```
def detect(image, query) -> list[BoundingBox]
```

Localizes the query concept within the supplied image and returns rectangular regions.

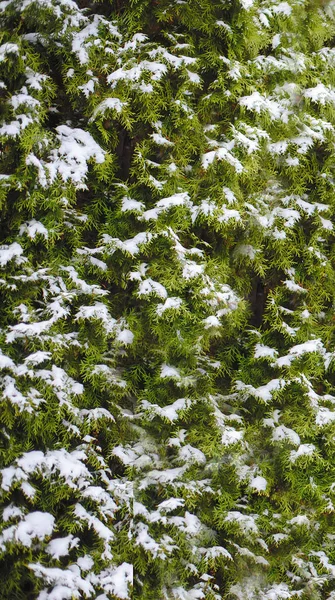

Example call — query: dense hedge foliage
[2,0,335,598]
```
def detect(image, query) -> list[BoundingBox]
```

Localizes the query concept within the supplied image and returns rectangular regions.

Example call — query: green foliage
[2,0,335,599]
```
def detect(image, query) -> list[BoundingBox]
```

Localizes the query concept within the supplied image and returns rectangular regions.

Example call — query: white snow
[289,443,315,462]
[272,34,281,49]
[275,338,325,368]
[225,511,258,534]
[148,47,196,70]
[283,279,307,293]
[0,114,34,138]
[240,91,291,122]
[0,512,54,550]
[230,580,292,600]
[75,302,115,331]
[160,364,181,379]
[1,376,35,412]
[202,145,243,173]
[134,522,165,558]
[222,187,236,204]
[249,476,267,492]
[29,562,95,599]
[289,515,310,527]
[202,546,232,561]
[2,504,24,522]
[21,482,36,499]
[272,533,288,543]
[203,315,221,329]
[156,297,183,316]
[74,503,114,558]
[157,498,185,512]
[107,61,168,87]
[304,83,335,105]
[315,407,335,427]
[116,329,134,345]
[10,88,40,112]
[62,265,106,297]
[103,231,153,255]
[139,466,186,488]
[121,197,144,213]
[179,444,206,465]
[79,78,99,99]
[77,555,94,571]
[233,244,258,259]
[170,511,203,535]
[27,126,105,189]
[141,398,191,422]
[182,261,204,280]
[93,563,133,599]
[46,535,80,559]
[137,278,168,298]
[221,427,244,446]
[254,344,278,360]
[170,587,205,600]
[236,378,284,403]
[90,97,127,120]
[272,425,300,446]
[186,70,201,84]
[50,125,105,183]
[151,132,174,146]
[6,448,92,491]
[141,192,191,221]
[272,2,292,15]
[320,216,333,230]
[0,350,15,370]
[0,242,24,267]
[0,43,19,62]
[80,407,115,423]
[286,156,299,166]
[300,309,310,320]
[70,14,120,64]
[19,219,49,239]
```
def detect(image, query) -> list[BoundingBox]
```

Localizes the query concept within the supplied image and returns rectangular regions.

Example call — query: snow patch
[290,444,315,462]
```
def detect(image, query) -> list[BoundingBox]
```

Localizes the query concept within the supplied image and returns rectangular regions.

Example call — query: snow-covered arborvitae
[2,0,335,599]
[0,2,133,599]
